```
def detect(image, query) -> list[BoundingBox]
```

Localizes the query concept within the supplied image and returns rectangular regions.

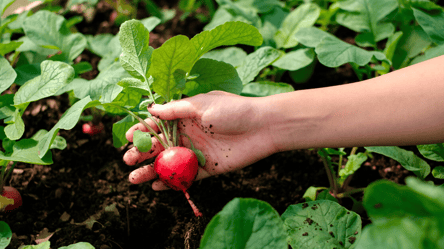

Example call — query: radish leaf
[282,200,362,249]
[183,58,242,96]
[365,146,430,179]
[133,130,152,153]
[23,11,87,62]
[37,96,96,158]
[200,198,287,249]
[274,3,320,49]
[14,60,75,106]
[236,46,281,85]
[0,56,16,94]
[119,19,154,81]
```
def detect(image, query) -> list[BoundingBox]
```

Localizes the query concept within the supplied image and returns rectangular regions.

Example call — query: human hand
[123,91,277,190]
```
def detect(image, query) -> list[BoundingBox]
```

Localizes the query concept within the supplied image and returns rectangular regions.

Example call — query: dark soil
[0,1,430,248]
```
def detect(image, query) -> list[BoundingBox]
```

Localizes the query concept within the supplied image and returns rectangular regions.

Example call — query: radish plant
[109,19,264,216]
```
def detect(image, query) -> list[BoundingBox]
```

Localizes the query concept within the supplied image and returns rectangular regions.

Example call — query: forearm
[262,55,444,152]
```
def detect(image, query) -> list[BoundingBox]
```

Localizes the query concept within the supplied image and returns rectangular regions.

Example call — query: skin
[123,55,444,190]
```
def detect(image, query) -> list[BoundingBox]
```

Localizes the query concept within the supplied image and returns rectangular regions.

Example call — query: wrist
[258,90,329,152]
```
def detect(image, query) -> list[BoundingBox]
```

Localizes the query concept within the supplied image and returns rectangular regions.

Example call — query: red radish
[82,122,104,135]
[154,147,198,192]
[1,186,22,212]
[154,147,202,217]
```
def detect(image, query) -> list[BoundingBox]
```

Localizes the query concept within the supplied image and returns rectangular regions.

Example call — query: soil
[0,1,439,249]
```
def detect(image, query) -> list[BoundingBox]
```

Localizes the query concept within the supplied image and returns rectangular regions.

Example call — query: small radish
[154,147,198,192]
[1,186,22,212]
[82,122,104,136]
[154,147,202,217]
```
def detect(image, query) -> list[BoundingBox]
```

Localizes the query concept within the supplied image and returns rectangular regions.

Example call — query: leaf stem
[105,104,169,149]
[319,149,338,196]
[336,187,365,198]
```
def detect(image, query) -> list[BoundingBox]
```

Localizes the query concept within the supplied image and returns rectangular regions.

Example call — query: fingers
[123,135,165,166]
[148,100,198,120]
[152,180,169,191]
[129,164,156,184]
[126,118,160,142]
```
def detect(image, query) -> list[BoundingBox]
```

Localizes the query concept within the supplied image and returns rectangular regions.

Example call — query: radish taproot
[1,186,22,212]
[154,147,202,217]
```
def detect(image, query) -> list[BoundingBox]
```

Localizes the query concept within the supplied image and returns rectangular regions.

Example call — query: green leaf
[103,89,142,114]
[295,27,335,47]
[417,143,444,162]
[336,0,398,47]
[236,46,281,84]
[0,137,53,165]
[117,77,151,95]
[73,62,93,75]
[21,241,51,249]
[0,56,16,93]
[149,35,196,101]
[363,177,444,220]
[112,115,138,148]
[432,166,444,179]
[365,146,430,179]
[281,200,362,249]
[211,0,261,28]
[0,94,14,120]
[272,48,315,71]
[14,60,75,106]
[296,27,389,67]
[356,177,444,248]
[413,7,444,45]
[183,58,243,96]
[38,96,95,158]
[4,108,24,140]
[377,31,403,74]
[59,242,95,249]
[316,36,388,67]
[31,129,67,150]
[339,152,368,182]
[410,44,444,65]
[241,81,294,97]
[86,34,114,57]
[191,21,263,63]
[235,0,283,14]
[202,7,234,31]
[119,19,154,81]
[140,16,162,31]
[63,62,128,101]
[14,63,41,86]
[392,25,432,69]
[23,10,87,61]
[356,217,444,249]
[302,186,327,202]
[0,41,22,56]
[274,3,320,49]
[201,47,247,68]
[200,198,287,249]
[0,221,11,249]
[133,130,152,152]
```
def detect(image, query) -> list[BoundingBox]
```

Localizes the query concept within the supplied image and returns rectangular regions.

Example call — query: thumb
[148,100,197,120]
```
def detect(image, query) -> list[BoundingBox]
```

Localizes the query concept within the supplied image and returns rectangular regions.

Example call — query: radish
[82,122,104,135]
[1,186,22,212]
[154,147,202,217]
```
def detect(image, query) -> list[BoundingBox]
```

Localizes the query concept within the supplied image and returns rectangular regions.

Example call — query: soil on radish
[0,0,435,248]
